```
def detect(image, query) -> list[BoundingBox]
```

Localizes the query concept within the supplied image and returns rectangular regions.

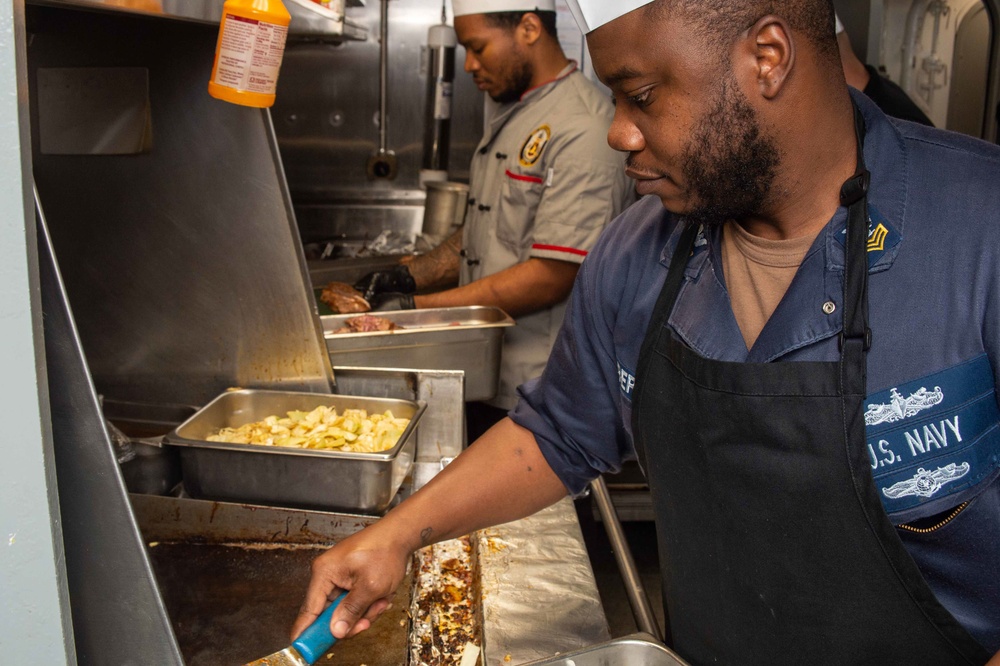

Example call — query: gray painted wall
[0,0,74,663]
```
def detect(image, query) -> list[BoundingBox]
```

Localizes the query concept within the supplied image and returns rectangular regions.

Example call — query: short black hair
[484,10,559,39]
[646,0,838,61]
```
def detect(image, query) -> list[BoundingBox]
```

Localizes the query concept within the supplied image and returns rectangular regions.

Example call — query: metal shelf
[285,0,368,41]
[27,0,368,41]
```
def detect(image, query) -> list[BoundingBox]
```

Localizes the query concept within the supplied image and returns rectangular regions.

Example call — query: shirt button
[822,301,837,315]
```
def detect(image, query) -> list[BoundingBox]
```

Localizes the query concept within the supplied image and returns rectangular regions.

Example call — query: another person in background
[836,13,934,125]
[355,0,634,441]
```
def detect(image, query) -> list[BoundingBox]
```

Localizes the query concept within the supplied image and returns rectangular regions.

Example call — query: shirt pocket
[496,169,545,250]
[894,478,1000,649]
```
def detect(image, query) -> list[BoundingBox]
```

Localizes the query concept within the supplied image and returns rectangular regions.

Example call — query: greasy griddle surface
[148,542,410,665]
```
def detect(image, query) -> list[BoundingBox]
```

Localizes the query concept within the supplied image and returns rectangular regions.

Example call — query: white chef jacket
[459,63,634,409]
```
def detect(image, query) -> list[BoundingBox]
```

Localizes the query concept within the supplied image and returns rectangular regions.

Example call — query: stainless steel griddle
[134,495,412,666]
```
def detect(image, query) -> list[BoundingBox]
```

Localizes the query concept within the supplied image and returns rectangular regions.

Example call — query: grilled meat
[320,282,370,314]
[334,314,399,334]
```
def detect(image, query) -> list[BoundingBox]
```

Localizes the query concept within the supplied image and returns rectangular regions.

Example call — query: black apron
[630,108,990,665]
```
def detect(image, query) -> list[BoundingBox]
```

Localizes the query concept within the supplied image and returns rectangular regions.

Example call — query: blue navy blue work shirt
[511,91,1000,651]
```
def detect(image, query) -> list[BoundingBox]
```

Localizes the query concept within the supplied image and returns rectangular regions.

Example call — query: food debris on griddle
[409,535,481,666]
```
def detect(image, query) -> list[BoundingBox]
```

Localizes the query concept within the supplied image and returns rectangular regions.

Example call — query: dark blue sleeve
[510,211,648,496]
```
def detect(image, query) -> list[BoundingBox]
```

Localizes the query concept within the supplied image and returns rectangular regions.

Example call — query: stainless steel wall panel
[272,0,483,204]
[39,202,184,666]
[29,5,334,408]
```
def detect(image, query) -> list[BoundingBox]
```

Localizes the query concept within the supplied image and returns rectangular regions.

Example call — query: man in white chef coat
[356,0,634,438]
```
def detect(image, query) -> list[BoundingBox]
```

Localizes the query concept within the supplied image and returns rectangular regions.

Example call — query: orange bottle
[208,0,292,108]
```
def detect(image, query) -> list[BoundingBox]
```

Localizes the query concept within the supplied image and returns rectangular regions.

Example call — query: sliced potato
[206,405,410,453]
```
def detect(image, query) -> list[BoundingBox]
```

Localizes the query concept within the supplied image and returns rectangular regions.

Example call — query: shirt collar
[483,62,579,144]
[520,61,578,102]
[827,89,908,274]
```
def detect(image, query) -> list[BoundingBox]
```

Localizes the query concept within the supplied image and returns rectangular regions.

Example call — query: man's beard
[491,59,534,104]
[679,76,780,229]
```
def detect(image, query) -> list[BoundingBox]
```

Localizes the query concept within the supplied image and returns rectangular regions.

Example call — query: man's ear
[741,15,795,100]
[519,11,544,47]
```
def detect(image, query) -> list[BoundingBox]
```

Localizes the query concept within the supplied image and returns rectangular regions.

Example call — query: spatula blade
[242,591,348,666]
[244,646,308,666]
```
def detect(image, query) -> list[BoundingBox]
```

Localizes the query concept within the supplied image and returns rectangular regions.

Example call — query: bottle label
[434,80,453,120]
[213,13,288,95]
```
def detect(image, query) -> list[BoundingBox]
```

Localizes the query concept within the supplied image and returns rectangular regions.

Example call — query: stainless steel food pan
[522,633,690,666]
[164,389,425,514]
[322,306,514,402]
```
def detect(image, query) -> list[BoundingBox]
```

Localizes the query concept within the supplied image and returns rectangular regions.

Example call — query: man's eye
[628,90,652,106]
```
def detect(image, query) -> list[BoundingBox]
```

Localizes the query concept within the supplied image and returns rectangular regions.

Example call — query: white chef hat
[562,0,654,33]
[452,0,556,17]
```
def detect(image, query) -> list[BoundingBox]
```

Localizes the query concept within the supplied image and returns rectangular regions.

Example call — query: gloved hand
[354,265,416,302]
[370,292,416,311]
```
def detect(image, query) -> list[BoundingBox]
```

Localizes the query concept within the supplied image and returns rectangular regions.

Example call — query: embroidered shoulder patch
[835,204,901,268]
[520,125,551,167]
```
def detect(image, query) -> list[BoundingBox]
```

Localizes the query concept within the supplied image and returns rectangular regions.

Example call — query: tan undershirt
[721,221,819,350]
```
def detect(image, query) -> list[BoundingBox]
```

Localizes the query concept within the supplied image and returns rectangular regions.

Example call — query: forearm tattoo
[408,230,463,289]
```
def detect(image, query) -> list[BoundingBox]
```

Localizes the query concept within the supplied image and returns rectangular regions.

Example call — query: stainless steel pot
[103,399,196,496]
[422,181,469,236]
[120,438,182,496]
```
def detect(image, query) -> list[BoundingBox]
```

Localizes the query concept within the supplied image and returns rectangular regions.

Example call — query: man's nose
[608,108,644,153]
[464,51,479,73]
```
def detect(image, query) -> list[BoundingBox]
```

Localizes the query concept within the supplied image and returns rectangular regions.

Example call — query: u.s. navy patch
[835,203,901,268]
[865,354,1000,515]
[520,125,551,167]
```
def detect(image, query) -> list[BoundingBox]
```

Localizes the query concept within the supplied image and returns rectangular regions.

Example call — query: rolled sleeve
[510,241,634,494]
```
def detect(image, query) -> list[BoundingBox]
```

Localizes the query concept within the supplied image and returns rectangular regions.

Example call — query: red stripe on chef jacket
[532,244,588,257]
[505,169,544,184]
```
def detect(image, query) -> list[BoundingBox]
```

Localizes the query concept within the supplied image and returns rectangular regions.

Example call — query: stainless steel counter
[132,490,608,665]
[475,497,610,664]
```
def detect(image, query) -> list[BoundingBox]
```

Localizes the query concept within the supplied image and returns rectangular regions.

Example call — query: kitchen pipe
[367,0,398,179]
[420,0,457,184]
[901,0,935,92]
[918,1,949,106]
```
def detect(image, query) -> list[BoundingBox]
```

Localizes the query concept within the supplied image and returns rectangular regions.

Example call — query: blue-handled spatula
[243,591,348,666]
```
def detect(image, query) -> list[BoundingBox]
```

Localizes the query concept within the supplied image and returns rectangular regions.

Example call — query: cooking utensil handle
[291,591,348,664]
[589,476,664,642]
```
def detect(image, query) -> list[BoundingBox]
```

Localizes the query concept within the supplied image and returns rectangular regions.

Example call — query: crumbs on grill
[409,535,481,665]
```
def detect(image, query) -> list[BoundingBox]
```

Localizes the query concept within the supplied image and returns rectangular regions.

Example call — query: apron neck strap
[636,223,700,369]
[839,101,872,353]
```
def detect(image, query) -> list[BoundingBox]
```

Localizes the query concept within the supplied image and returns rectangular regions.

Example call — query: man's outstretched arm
[290,417,570,641]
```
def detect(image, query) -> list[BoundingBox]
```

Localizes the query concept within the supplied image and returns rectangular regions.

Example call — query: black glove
[354,265,416,302]
[370,292,416,312]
